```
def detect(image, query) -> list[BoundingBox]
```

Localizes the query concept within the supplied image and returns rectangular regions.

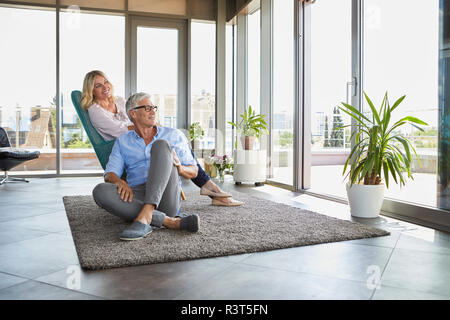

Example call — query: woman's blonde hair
[81,70,115,110]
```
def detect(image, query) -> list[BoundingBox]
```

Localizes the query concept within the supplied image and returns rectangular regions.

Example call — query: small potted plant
[188,122,204,150]
[228,106,268,150]
[210,154,234,183]
[339,91,427,218]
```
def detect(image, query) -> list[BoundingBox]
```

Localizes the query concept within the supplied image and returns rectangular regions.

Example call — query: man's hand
[115,179,133,202]
[172,149,182,172]
[172,149,198,178]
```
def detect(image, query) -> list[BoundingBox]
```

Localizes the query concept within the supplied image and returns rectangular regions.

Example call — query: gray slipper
[179,214,200,232]
[120,221,152,241]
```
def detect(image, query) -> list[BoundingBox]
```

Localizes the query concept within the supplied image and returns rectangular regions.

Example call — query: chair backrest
[0,127,12,148]
[71,90,115,170]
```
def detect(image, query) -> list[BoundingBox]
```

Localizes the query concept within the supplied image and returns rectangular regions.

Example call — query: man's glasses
[133,105,158,112]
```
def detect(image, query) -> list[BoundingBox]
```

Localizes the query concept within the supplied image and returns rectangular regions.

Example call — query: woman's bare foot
[212,197,243,206]
[200,180,232,198]
[204,180,221,193]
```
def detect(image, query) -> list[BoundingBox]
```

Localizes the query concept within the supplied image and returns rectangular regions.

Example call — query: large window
[0,7,56,174]
[190,21,216,151]
[271,0,295,186]
[136,25,178,128]
[363,0,439,207]
[309,0,352,197]
[60,11,125,173]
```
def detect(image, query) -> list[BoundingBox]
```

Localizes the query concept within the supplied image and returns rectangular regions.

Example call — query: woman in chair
[81,70,242,207]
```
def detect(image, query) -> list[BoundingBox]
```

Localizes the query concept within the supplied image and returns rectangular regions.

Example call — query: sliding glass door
[301,0,450,227]
[308,0,353,197]
[130,16,187,129]
[362,0,440,208]
[269,0,295,186]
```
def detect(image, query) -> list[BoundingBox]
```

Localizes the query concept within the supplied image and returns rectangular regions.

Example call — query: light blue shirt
[105,126,196,188]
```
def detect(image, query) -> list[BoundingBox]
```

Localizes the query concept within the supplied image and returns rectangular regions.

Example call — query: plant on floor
[339,91,428,187]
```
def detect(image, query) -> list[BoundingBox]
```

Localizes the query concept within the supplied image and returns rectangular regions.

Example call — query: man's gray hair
[126,92,151,118]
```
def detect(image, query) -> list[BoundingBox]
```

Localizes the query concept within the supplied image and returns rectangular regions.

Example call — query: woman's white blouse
[87,96,132,141]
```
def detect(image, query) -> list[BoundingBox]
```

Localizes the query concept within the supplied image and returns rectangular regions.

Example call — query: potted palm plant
[188,122,204,150]
[228,105,268,150]
[339,92,428,218]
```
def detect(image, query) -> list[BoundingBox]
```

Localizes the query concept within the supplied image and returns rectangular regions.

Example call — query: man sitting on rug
[92,92,200,241]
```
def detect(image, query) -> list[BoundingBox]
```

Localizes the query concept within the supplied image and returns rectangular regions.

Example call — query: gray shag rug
[63,190,390,270]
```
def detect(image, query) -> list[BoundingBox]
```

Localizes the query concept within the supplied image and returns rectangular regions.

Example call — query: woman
[81,70,242,206]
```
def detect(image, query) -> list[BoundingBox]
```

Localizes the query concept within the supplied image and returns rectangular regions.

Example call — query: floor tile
[0,233,79,279]
[0,204,59,222]
[381,248,450,297]
[0,272,28,290]
[372,285,450,300]
[36,258,235,300]
[239,242,393,283]
[395,232,450,255]
[174,263,375,300]
[0,211,71,234]
[0,224,50,245]
[0,280,102,300]
[346,230,401,249]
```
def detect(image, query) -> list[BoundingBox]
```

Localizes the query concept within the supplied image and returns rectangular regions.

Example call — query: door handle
[346,77,357,104]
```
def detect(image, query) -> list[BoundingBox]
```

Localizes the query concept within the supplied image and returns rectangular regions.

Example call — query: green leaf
[386,157,398,184]
[383,160,389,189]
[389,95,406,113]
[340,103,372,125]
[397,116,428,126]
[394,136,412,163]
[363,91,381,126]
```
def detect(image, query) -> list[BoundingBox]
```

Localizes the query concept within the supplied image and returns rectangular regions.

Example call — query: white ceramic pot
[346,182,385,218]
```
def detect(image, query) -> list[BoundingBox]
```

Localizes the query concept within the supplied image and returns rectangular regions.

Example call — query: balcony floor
[270,165,437,208]
[0,176,449,300]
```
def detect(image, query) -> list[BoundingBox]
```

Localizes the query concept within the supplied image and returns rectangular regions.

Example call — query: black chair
[0,127,40,185]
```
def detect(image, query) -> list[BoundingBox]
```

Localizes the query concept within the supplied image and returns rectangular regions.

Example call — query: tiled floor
[0,176,449,300]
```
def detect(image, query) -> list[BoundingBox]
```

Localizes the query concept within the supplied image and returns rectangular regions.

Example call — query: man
[92,92,200,241]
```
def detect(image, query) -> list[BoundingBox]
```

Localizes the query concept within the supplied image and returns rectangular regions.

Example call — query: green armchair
[71,90,115,170]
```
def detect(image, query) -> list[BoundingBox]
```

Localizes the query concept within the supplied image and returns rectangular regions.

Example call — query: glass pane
[247,8,260,115]
[190,21,215,152]
[137,27,178,128]
[60,12,125,173]
[363,0,439,207]
[271,0,294,186]
[438,1,450,211]
[0,7,56,174]
[309,0,352,197]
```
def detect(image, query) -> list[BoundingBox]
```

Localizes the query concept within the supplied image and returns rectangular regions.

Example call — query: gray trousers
[92,139,181,228]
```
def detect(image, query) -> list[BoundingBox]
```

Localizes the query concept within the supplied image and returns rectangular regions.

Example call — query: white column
[236,13,248,149]
[260,0,273,176]
[215,0,226,155]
